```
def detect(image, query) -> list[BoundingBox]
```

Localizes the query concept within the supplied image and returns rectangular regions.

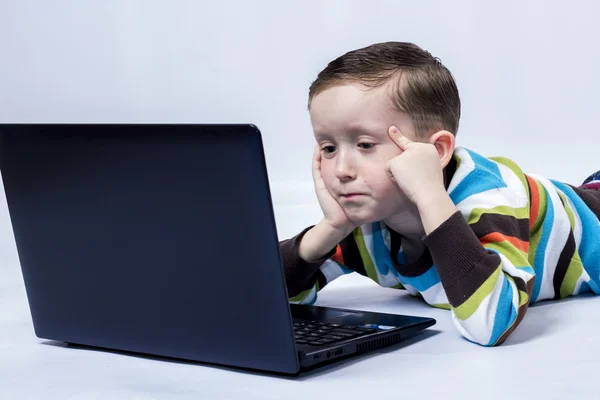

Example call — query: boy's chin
[346,211,388,226]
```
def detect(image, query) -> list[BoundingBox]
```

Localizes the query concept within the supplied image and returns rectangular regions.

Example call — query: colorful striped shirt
[279,146,600,346]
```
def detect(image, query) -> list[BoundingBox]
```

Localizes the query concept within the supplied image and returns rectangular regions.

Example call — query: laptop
[0,123,436,375]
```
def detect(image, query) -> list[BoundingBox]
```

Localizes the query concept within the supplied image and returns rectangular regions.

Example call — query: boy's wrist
[416,188,458,235]
[319,218,356,239]
[298,219,354,263]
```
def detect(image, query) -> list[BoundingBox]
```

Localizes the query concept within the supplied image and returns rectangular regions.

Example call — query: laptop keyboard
[293,320,377,346]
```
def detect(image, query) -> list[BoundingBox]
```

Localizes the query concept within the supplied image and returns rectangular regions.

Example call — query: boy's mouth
[341,193,365,199]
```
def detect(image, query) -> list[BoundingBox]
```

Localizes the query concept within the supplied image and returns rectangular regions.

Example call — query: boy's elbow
[461,316,525,347]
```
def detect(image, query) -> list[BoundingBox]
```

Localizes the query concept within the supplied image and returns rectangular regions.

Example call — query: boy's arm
[279,220,355,302]
[419,192,534,346]
[385,127,535,346]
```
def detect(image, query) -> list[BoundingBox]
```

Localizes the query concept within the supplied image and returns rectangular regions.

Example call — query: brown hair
[308,42,461,137]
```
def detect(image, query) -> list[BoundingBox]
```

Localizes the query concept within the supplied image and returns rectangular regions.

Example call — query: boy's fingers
[312,145,322,177]
[388,126,412,150]
[313,144,322,163]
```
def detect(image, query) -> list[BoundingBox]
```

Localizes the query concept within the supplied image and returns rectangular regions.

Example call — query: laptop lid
[0,123,300,374]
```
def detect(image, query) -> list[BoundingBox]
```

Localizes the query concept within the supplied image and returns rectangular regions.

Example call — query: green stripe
[555,190,583,298]
[468,205,529,225]
[558,191,576,228]
[531,179,548,234]
[560,256,584,298]
[483,242,528,267]
[353,228,379,283]
[288,286,314,302]
[453,265,502,320]
[503,274,529,307]
[490,157,530,200]
[528,180,548,265]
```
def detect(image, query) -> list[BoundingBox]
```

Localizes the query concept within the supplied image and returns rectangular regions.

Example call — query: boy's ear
[428,130,455,168]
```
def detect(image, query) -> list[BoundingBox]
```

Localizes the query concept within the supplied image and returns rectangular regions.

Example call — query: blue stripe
[531,185,554,302]
[487,274,518,345]
[549,180,600,294]
[449,149,507,205]
[371,224,402,284]
[396,251,406,264]
[399,264,442,292]
[580,281,592,294]
[515,265,535,275]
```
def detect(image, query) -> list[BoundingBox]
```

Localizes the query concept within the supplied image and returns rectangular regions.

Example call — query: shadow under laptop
[39,328,440,380]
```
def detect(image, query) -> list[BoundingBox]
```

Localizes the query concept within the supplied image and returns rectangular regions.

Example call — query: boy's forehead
[310,83,405,135]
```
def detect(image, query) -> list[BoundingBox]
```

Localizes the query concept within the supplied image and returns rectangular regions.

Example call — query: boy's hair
[308,42,461,138]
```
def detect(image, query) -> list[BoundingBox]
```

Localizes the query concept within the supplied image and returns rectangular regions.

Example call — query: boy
[279,41,600,346]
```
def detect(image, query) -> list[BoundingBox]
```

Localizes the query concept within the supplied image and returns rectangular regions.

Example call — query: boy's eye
[321,145,336,153]
[358,142,375,150]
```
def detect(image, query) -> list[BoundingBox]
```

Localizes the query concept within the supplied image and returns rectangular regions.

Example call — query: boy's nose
[334,153,357,181]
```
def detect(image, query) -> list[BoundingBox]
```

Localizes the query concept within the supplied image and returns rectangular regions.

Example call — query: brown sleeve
[570,184,600,218]
[422,211,497,306]
[279,226,336,298]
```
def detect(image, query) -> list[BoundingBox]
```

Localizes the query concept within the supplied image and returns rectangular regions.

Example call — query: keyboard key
[331,328,363,335]
[329,332,356,338]
[323,335,346,341]
[296,339,308,344]
[307,341,325,346]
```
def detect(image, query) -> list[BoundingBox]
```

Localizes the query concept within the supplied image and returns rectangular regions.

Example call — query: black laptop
[0,123,435,375]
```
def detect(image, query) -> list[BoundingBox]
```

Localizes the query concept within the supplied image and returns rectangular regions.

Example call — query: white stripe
[401,283,420,296]
[452,271,508,345]
[451,312,477,343]
[360,223,401,287]
[320,259,350,284]
[380,221,392,251]
[530,175,573,301]
[495,160,529,202]
[419,282,448,305]
[497,251,535,283]
[456,186,528,217]
[553,184,586,297]
[574,269,591,294]
[448,147,475,194]
[554,185,583,250]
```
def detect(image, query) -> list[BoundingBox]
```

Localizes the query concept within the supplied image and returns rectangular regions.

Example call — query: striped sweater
[279,146,600,346]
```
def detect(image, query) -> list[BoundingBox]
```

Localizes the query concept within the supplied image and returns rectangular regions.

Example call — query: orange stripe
[332,244,344,264]
[481,232,529,253]
[526,174,539,230]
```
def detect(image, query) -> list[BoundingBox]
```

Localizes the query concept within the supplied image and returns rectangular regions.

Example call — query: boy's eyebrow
[314,132,332,141]
[314,124,384,140]
[347,124,385,137]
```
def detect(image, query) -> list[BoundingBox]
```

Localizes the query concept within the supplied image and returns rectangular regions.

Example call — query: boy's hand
[385,126,446,207]
[312,145,356,233]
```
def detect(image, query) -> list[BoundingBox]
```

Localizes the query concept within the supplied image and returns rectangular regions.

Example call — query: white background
[1,0,599,241]
[2,1,600,398]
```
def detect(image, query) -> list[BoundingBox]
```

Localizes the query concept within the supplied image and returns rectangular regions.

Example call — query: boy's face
[309,82,419,226]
